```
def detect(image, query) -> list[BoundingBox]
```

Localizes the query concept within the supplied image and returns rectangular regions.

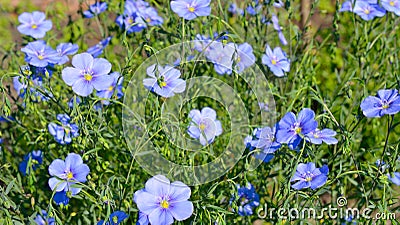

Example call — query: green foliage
[0,0,400,224]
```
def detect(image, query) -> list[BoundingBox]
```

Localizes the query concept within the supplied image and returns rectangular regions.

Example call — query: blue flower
[249,126,281,162]
[233,42,255,73]
[187,107,223,146]
[87,36,112,58]
[261,45,290,77]
[342,215,357,225]
[360,89,400,118]
[228,3,244,15]
[388,172,400,185]
[273,0,284,8]
[83,2,108,18]
[143,64,186,98]
[48,114,79,145]
[305,128,338,145]
[381,0,400,15]
[339,1,353,12]
[171,0,211,20]
[134,175,194,225]
[115,0,161,33]
[276,108,318,150]
[206,42,235,75]
[353,0,386,20]
[19,150,43,176]
[13,74,52,101]
[376,159,389,172]
[17,11,52,39]
[244,135,255,150]
[230,183,260,216]
[21,41,61,67]
[271,14,288,45]
[140,7,164,26]
[62,53,114,97]
[246,0,262,15]
[116,14,146,34]
[96,72,124,105]
[48,153,90,196]
[68,96,82,109]
[34,210,55,225]
[0,116,14,122]
[53,191,70,205]
[291,162,329,190]
[246,4,262,15]
[258,102,269,112]
[136,212,149,225]
[56,43,78,65]
[97,211,129,225]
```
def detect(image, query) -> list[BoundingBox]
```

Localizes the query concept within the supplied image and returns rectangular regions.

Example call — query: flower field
[0,0,400,224]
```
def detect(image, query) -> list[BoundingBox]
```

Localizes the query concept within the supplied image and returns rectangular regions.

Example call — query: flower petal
[169,200,193,221]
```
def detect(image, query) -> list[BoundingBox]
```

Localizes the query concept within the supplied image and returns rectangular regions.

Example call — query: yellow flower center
[160,200,169,209]
[364,9,370,14]
[31,24,37,29]
[188,6,195,12]
[294,127,302,134]
[128,17,134,24]
[66,171,73,179]
[382,104,389,109]
[306,176,312,182]
[237,56,241,62]
[38,55,44,60]
[64,127,70,134]
[23,69,32,75]
[159,81,167,87]
[390,1,395,6]
[271,59,277,65]
[146,18,151,23]
[84,74,93,81]
[199,123,206,131]
[313,133,320,138]
[32,159,39,165]
[108,86,114,91]
[112,216,118,223]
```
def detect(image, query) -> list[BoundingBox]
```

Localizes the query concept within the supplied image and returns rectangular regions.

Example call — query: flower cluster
[48,114,79,145]
[116,0,163,34]
[244,125,281,163]
[340,0,399,20]
[246,108,337,162]
[229,182,260,216]
[134,175,194,225]
[13,66,53,102]
[276,108,338,150]
[194,38,256,75]
[19,150,43,176]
